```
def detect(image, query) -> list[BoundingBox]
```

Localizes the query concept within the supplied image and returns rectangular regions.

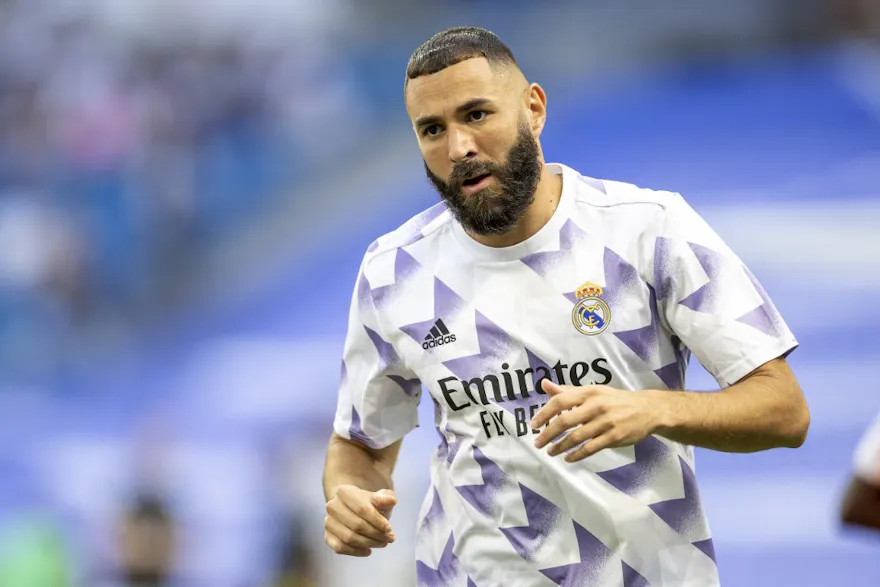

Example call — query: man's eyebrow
[415,98,494,128]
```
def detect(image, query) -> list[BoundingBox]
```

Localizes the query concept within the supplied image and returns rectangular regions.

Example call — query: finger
[326,501,394,543]
[541,378,565,396]
[325,514,390,550]
[534,403,596,449]
[325,530,372,557]
[530,392,586,430]
[338,491,394,535]
[371,490,398,516]
[548,419,612,457]
[564,432,621,463]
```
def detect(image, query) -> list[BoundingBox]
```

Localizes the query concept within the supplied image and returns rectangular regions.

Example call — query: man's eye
[469,111,488,122]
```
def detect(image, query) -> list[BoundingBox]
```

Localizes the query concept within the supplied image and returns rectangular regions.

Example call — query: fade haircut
[405,26,518,90]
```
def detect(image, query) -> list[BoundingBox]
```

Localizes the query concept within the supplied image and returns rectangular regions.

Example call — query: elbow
[783,401,810,448]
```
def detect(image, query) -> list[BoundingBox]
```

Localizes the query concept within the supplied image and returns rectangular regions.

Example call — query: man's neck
[467,167,563,249]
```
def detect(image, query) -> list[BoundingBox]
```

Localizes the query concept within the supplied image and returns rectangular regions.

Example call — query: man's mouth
[462,173,492,187]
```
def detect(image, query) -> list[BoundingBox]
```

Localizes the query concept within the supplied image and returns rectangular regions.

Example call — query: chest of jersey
[374,244,666,425]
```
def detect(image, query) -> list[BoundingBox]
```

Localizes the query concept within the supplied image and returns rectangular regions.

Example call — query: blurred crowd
[0,0,370,378]
[0,0,876,379]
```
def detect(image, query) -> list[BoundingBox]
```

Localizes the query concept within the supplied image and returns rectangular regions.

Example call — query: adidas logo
[422,319,457,350]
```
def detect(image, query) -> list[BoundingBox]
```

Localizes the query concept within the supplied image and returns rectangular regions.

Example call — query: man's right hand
[324,485,397,557]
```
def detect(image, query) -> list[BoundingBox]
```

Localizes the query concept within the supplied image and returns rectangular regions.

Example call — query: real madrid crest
[571,281,611,336]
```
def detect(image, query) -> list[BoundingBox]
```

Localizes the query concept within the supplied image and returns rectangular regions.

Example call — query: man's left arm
[534,191,810,461]
[653,356,808,452]
[532,357,808,461]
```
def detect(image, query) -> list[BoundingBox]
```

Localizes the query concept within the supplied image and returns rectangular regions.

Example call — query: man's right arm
[322,433,402,557]
[323,433,402,499]
[325,250,421,557]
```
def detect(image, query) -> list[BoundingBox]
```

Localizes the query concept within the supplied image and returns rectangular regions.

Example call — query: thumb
[541,378,564,395]
[371,489,397,508]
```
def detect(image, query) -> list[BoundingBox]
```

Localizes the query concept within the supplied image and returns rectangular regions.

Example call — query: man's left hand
[531,379,666,463]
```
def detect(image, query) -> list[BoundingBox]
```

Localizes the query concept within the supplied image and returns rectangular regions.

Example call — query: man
[840,413,880,533]
[322,26,810,586]
[93,493,177,587]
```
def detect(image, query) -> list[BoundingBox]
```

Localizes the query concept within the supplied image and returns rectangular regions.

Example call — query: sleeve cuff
[713,337,799,388]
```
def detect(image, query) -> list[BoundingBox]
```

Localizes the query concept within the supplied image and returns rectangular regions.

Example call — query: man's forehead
[405,57,509,114]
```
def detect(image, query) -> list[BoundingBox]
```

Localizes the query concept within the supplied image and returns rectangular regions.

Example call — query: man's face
[405,58,542,235]
[119,515,174,585]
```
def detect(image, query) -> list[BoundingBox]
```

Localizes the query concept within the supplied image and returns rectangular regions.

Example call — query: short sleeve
[652,194,798,387]
[854,414,880,486]
[332,253,422,449]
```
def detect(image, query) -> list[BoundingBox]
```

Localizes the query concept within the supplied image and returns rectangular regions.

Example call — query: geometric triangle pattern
[692,538,717,564]
[347,406,379,449]
[521,219,588,284]
[597,436,670,496]
[602,246,644,311]
[648,456,703,537]
[606,250,688,390]
[613,283,662,366]
[338,359,348,390]
[539,520,613,586]
[736,266,786,338]
[656,237,773,343]
[388,374,422,398]
[362,325,423,397]
[364,325,401,371]
[370,201,447,257]
[400,201,449,247]
[678,243,728,315]
[499,483,563,561]
[401,275,468,346]
[356,267,375,313]
[420,487,445,533]
[454,447,512,518]
[653,236,677,303]
[653,361,684,391]
[372,248,422,311]
[436,423,465,465]
[622,562,652,587]
[442,311,519,387]
[416,533,466,587]
[653,341,687,390]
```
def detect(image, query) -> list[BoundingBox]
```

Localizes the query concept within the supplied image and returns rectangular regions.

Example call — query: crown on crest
[575,281,603,299]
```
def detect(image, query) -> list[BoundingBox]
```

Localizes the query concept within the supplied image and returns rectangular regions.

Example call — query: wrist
[646,389,683,436]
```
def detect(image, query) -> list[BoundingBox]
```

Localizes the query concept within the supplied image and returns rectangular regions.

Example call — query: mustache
[449,160,496,187]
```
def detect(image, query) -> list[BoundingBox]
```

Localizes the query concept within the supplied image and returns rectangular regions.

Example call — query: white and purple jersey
[333,163,798,587]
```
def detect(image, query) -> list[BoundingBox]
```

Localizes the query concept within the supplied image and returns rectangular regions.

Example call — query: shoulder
[561,166,690,244]
[361,201,452,271]
[570,171,682,215]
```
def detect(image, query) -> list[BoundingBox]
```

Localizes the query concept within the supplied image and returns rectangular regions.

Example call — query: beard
[424,122,542,236]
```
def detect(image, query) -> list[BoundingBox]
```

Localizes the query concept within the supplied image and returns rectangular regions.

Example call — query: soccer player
[322,27,810,586]
[840,413,880,533]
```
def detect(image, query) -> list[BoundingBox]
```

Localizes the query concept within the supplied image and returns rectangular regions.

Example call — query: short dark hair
[405,27,518,87]
[127,493,173,524]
